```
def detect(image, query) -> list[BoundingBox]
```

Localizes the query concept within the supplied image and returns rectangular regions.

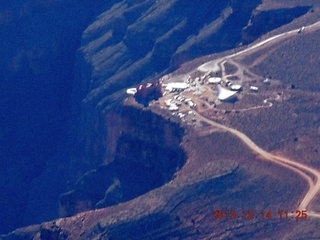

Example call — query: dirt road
[198,20,320,73]
[195,112,320,211]
[186,20,320,214]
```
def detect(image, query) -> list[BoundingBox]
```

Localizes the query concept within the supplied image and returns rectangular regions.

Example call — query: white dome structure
[216,84,237,101]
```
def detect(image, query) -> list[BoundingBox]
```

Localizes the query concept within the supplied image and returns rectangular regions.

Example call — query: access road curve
[195,112,320,212]
[193,20,320,213]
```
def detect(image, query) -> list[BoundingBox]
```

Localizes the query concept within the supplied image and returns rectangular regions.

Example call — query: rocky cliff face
[242,5,311,43]
[0,0,114,233]
[0,0,316,237]
[68,0,314,199]
[70,0,265,187]
[77,0,262,109]
[60,104,185,217]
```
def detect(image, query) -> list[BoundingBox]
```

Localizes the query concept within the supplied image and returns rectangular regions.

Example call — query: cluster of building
[164,82,189,92]
[165,95,196,112]
[126,67,264,121]
[173,110,196,123]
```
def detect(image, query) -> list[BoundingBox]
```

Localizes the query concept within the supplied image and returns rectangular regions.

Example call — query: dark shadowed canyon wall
[60,105,186,217]
[69,0,264,186]
[0,0,115,233]
[0,0,313,235]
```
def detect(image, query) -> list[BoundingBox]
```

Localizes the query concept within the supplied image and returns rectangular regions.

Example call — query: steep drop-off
[60,104,186,217]
[68,0,313,209]
[70,0,266,190]
[242,5,311,43]
[0,0,118,233]
[0,0,316,236]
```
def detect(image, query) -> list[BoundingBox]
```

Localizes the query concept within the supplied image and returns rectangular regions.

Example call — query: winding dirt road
[193,20,320,215]
[195,112,319,211]
[198,20,320,72]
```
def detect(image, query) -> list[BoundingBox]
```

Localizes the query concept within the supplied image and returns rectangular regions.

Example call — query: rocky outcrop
[78,0,263,111]
[242,6,311,43]
[0,0,119,234]
[60,105,186,217]
[0,0,315,236]
[69,0,265,192]
[2,128,310,239]
[134,80,162,106]
[69,0,313,196]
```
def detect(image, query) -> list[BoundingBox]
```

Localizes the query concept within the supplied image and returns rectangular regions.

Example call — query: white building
[165,82,189,92]
[216,84,237,101]
[168,104,179,111]
[126,88,137,95]
[230,84,242,91]
[250,86,259,92]
[208,77,221,84]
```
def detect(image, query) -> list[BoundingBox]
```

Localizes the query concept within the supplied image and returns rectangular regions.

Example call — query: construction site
[127,57,285,126]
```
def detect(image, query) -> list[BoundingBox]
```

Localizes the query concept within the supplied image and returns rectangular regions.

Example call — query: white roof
[168,104,179,111]
[230,84,242,91]
[165,99,174,106]
[250,86,259,91]
[216,85,237,100]
[187,101,194,107]
[126,88,137,95]
[208,77,221,84]
[165,82,189,91]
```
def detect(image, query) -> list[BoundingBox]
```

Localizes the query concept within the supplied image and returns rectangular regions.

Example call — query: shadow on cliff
[60,105,186,217]
[0,0,314,235]
[0,0,123,234]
